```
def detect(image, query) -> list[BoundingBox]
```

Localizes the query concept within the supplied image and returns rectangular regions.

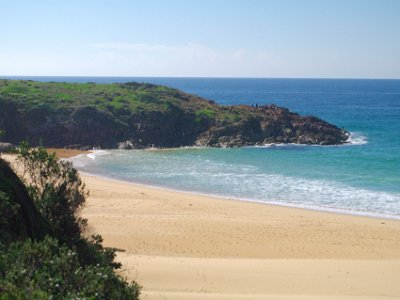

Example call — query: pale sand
[80,173,400,299]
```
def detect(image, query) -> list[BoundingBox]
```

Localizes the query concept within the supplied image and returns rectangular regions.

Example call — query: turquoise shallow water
[7,77,400,219]
[71,145,400,219]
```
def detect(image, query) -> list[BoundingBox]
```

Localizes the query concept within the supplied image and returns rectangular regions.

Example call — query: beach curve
[80,171,400,299]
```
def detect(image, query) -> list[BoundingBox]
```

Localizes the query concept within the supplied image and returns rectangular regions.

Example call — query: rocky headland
[0,80,349,149]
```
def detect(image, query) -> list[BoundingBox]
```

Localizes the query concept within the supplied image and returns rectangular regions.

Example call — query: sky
[1,0,400,78]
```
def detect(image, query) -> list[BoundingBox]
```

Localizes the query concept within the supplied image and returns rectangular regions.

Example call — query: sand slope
[80,173,400,299]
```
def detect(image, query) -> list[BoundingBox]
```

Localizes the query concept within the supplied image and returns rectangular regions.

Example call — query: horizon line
[1,75,400,81]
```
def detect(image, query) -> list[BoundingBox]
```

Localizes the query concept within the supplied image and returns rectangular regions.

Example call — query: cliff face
[0,80,349,149]
[0,101,208,148]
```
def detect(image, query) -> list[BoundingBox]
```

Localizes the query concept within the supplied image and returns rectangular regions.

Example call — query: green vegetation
[0,79,235,127]
[0,79,240,148]
[195,108,216,123]
[0,80,203,113]
[0,237,140,299]
[0,79,348,147]
[15,142,87,247]
[0,144,140,299]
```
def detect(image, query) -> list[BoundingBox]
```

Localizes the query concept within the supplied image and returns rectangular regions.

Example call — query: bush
[1,143,141,299]
[195,108,216,124]
[0,237,140,299]
[15,142,87,246]
[0,190,21,241]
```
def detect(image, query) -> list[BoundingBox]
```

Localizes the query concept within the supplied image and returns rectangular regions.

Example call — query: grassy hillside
[0,79,234,120]
[0,80,349,147]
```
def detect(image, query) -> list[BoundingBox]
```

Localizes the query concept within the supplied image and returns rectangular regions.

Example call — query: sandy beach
[79,172,400,300]
[4,149,400,299]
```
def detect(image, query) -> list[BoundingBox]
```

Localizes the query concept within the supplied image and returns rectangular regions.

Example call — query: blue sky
[1,0,399,78]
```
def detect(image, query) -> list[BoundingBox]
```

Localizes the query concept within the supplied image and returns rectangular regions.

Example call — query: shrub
[2,143,141,298]
[195,108,216,124]
[15,142,87,246]
[0,237,140,299]
[0,190,21,241]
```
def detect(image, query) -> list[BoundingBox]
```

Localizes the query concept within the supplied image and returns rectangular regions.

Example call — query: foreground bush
[0,144,140,299]
[15,142,87,246]
[0,237,140,299]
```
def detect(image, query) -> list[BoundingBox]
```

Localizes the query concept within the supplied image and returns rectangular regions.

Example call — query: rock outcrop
[0,80,349,149]
[196,105,349,147]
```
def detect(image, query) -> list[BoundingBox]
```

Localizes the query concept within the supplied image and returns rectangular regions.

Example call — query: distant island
[0,80,349,149]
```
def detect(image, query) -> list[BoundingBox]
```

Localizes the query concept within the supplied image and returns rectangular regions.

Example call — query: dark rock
[194,105,348,147]
[0,159,49,243]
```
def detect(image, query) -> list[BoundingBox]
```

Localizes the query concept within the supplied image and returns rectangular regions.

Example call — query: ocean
[7,77,400,219]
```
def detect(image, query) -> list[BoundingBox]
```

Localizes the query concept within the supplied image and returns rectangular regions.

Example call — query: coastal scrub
[0,145,140,299]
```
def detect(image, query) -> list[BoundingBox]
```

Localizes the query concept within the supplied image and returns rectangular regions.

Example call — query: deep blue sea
[6,77,400,219]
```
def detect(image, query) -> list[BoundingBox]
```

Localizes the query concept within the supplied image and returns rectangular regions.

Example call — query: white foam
[259,143,306,148]
[76,166,400,220]
[346,132,368,145]
[251,132,368,148]
[87,149,110,160]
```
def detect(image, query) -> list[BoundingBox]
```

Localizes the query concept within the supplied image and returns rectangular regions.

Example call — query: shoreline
[60,146,399,222]
[79,169,400,222]
[81,171,400,260]
[69,163,400,221]
[23,147,400,226]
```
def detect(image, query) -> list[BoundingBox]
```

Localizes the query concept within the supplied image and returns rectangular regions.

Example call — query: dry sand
[80,173,400,300]
[46,148,89,158]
